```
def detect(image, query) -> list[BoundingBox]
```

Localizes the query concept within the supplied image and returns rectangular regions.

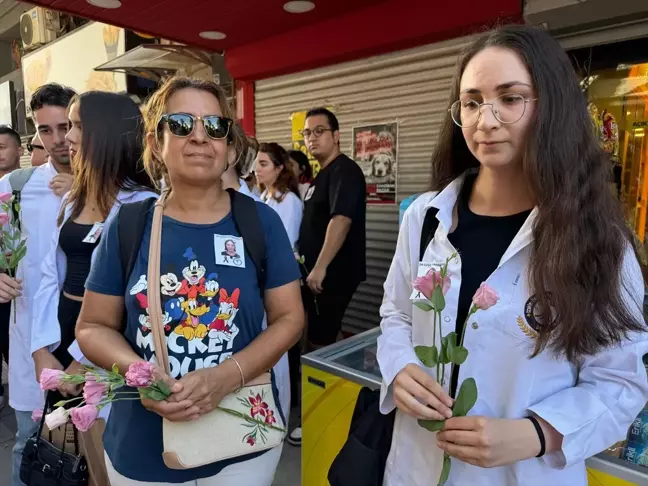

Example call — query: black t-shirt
[299,154,367,290]
[448,174,531,394]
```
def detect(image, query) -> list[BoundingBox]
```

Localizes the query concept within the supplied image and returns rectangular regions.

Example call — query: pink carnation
[39,368,65,391]
[83,373,108,406]
[70,405,99,432]
[31,409,43,422]
[472,282,499,310]
[0,192,12,203]
[413,269,451,300]
[0,213,9,225]
[125,361,155,388]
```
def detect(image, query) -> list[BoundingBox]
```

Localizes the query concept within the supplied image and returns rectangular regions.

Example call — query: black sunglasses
[26,141,45,154]
[158,113,232,141]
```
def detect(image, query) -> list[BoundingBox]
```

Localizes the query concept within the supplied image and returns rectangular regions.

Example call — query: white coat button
[471,322,479,330]
[444,316,451,322]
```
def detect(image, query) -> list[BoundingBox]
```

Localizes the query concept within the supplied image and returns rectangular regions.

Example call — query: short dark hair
[305,108,339,132]
[0,125,21,146]
[30,83,76,113]
[288,149,313,181]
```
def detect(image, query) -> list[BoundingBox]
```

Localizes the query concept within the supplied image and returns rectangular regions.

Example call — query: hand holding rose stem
[411,253,499,485]
[37,362,287,435]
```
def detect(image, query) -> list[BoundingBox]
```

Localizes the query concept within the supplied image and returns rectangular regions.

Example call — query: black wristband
[526,416,546,458]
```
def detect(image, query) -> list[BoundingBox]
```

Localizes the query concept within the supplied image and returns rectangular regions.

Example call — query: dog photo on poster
[352,122,398,204]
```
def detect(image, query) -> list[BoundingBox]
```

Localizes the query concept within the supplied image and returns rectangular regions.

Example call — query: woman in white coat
[255,142,303,250]
[378,25,648,486]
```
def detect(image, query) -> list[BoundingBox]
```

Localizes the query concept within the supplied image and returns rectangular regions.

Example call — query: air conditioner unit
[20,8,59,51]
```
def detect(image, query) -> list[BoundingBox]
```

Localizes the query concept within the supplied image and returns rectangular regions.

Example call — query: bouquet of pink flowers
[0,192,27,280]
[412,253,499,485]
[36,362,287,439]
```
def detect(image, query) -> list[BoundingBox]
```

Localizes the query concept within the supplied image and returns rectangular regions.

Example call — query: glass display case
[302,328,648,486]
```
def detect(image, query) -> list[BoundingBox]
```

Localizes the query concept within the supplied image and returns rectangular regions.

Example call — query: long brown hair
[59,91,156,225]
[142,76,245,192]
[431,25,646,362]
[258,142,300,202]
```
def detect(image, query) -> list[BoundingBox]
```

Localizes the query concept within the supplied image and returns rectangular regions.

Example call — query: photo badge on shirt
[214,234,246,268]
[82,222,104,244]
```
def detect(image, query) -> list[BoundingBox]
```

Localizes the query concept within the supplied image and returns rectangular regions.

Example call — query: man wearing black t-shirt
[288,108,366,446]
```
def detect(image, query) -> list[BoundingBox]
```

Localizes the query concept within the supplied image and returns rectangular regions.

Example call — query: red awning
[25,0,521,80]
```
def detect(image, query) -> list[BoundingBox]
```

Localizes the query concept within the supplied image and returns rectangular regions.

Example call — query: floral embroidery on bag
[238,390,283,447]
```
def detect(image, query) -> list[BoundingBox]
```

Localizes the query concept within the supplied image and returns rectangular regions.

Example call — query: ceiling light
[87,0,122,8]
[199,31,227,40]
[283,1,315,14]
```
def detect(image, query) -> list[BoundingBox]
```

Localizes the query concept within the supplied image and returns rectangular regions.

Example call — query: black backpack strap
[118,198,156,283]
[227,188,266,291]
[419,207,440,261]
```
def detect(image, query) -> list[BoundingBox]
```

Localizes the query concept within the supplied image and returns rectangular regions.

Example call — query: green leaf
[13,202,20,213]
[452,378,478,417]
[451,346,469,365]
[154,380,171,398]
[139,387,167,401]
[440,333,456,365]
[445,332,457,353]
[414,301,433,312]
[112,363,119,374]
[432,286,446,312]
[438,454,451,486]
[415,345,439,368]
[418,418,445,432]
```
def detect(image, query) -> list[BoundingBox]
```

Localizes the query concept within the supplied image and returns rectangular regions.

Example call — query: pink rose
[31,409,43,422]
[125,361,155,388]
[40,368,65,391]
[83,374,108,406]
[44,407,69,430]
[0,213,9,225]
[472,282,499,310]
[70,405,99,432]
[0,193,12,203]
[413,269,451,300]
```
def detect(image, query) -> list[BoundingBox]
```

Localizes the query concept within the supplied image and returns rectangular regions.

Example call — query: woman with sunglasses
[75,77,303,485]
[378,25,648,486]
[255,142,303,250]
[28,133,48,167]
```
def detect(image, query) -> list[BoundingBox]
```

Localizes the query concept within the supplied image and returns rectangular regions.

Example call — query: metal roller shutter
[255,35,472,334]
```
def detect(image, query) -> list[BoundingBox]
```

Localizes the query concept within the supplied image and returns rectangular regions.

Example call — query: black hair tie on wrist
[527,416,546,458]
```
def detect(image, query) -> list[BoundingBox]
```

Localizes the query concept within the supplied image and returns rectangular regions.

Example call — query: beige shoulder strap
[147,192,170,374]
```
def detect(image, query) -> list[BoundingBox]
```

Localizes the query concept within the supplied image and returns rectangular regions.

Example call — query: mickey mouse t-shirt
[85,200,300,483]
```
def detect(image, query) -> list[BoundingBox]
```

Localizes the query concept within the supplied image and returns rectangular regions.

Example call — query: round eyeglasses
[450,94,537,128]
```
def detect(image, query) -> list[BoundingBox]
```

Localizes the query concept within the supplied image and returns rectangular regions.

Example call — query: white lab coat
[31,189,158,419]
[0,162,62,412]
[237,178,262,202]
[378,175,648,486]
[261,190,303,250]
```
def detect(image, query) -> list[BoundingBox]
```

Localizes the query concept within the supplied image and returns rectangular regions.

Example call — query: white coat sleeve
[30,213,64,355]
[377,204,422,415]
[279,193,303,251]
[528,246,648,469]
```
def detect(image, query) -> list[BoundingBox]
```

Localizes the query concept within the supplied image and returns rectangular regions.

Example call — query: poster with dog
[353,122,398,204]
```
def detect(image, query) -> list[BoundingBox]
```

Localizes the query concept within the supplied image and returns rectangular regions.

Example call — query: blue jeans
[13,410,39,486]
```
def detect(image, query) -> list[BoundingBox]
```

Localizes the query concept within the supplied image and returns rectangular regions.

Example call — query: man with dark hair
[0,125,23,177]
[0,83,76,486]
[289,108,366,446]
[0,125,22,412]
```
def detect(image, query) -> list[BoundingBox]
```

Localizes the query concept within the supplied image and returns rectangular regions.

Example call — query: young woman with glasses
[378,25,648,486]
[75,77,303,485]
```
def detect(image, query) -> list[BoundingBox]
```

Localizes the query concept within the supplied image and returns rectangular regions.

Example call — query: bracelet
[526,416,546,458]
[227,356,245,392]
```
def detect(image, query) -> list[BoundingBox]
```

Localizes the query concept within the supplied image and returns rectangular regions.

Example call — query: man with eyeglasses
[0,125,23,413]
[27,133,47,167]
[288,108,366,446]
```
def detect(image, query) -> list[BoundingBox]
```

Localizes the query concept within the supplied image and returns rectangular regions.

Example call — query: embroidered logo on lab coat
[523,293,554,333]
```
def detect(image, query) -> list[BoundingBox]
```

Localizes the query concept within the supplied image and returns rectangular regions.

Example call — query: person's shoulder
[284,191,302,206]
[336,154,365,177]
[403,191,440,225]
[255,200,284,229]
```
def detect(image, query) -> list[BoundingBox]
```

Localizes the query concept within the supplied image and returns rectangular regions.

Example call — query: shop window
[572,39,648,245]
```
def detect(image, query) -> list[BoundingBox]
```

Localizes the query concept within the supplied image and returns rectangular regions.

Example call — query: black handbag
[328,388,396,486]
[20,395,89,486]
